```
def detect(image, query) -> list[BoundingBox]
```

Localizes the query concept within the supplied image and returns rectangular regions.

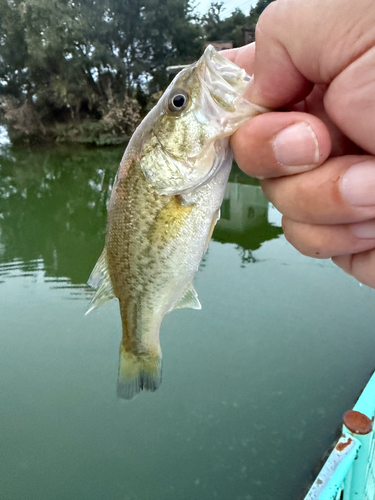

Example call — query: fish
[87,45,267,400]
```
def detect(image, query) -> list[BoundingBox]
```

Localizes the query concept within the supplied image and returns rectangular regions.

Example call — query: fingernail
[351,220,375,238]
[342,161,375,206]
[273,123,319,167]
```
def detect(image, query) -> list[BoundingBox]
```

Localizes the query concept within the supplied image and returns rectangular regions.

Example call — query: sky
[194,0,258,17]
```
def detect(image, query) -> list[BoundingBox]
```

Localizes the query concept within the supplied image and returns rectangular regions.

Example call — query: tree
[0,0,202,144]
[201,3,248,47]
[0,0,272,145]
[248,0,276,25]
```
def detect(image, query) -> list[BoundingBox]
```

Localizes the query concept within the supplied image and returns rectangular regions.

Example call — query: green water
[1,144,375,500]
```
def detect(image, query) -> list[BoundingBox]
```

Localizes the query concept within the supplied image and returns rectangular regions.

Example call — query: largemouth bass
[87,45,267,399]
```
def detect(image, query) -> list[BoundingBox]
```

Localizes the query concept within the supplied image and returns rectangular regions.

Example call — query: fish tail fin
[117,344,162,400]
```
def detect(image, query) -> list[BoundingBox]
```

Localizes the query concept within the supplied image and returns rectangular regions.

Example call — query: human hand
[223,0,375,287]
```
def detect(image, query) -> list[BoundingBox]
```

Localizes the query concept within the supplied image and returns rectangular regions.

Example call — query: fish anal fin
[86,248,115,314]
[174,282,202,310]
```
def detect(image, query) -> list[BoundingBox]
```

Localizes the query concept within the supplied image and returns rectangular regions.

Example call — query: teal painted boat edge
[352,371,375,418]
[343,372,375,498]
[304,371,375,500]
[342,427,374,499]
[304,435,360,500]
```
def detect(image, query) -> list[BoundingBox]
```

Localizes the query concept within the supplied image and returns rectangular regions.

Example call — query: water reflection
[0,146,282,284]
[2,145,375,500]
[0,145,119,284]
[216,176,282,264]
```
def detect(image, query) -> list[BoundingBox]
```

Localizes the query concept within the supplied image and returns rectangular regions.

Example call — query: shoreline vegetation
[0,0,272,146]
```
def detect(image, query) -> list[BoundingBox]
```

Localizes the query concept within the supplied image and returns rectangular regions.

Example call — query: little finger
[282,217,375,259]
[333,250,375,289]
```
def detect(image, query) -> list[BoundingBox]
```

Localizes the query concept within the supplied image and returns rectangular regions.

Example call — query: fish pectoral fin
[174,282,202,310]
[204,208,220,254]
[86,248,115,314]
[150,195,195,244]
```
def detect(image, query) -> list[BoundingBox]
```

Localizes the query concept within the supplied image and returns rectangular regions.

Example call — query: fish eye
[167,88,190,113]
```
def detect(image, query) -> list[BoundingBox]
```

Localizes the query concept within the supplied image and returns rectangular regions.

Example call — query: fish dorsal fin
[86,248,115,315]
[174,283,202,310]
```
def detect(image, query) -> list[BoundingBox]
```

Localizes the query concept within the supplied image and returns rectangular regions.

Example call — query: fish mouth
[200,45,269,115]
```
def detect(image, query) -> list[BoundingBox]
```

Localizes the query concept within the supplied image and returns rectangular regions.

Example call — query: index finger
[220,43,256,76]
[247,0,375,113]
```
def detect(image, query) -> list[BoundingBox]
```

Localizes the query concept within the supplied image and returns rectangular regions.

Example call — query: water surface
[1,145,375,500]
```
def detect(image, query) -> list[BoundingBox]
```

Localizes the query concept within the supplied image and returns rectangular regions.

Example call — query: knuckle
[255,1,279,35]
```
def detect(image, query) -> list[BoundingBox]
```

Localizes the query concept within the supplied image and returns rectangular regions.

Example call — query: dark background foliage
[0,0,274,145]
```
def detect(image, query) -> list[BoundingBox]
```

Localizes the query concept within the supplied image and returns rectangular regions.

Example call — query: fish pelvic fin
[86,248,115,315]
[117,344,162,400]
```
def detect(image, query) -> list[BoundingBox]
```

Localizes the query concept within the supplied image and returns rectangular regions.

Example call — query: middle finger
[262,155,375,225]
